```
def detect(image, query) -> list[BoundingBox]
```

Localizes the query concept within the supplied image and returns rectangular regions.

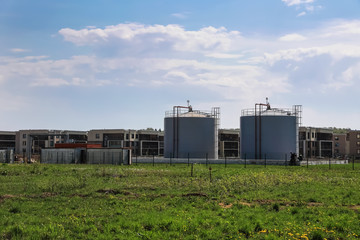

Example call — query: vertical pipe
[176,107,179,158]
[259,107,262,160]
[255,104,257,160]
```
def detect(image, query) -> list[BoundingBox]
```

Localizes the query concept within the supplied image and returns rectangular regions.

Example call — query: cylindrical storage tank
[240,108,297,160]
[164,107,219,159]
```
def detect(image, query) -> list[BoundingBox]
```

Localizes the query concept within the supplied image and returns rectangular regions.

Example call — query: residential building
[299,127,333,158]
[333,134,349,158]
[218,129,239,158]
[15,130,87,155]
[87,129,164,156]
[347,130,360,159]
[0,131,16,149]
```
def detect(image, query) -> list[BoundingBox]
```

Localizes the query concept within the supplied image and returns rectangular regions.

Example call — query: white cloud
[2,19,360,115]
[297,11,306,17]
[279,33,307,41]
[282,0,314,6]
[59,23,242,53]
[10,48,30,53]
[171,12,190,19]
[324,62,360,91]
[205,53,243,59]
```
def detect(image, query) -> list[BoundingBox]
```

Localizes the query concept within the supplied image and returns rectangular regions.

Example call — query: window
[22,141,26,146]
[357,133,360,139]
[357,142,360,147]
[95,133,100,139]
[126,134,129,140]
[131,134,134,139]
[335,142,339,147]
[23,134,27,138]
[358,149,360,154]
[136,134,139,139]
[334,136,339,140]
[312,132,314,138]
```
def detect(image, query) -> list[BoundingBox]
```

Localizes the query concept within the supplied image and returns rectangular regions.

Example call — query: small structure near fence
[41,148,131,165]
[0,149,14,163]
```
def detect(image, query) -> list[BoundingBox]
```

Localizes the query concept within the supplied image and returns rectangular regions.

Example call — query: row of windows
[95,133,140,139]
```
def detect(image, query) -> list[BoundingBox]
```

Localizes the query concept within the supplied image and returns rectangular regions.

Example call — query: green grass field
[0,163,360,239]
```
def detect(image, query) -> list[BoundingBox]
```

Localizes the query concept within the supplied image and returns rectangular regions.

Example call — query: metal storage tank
[240,100,302,160]
[164,104,220,159]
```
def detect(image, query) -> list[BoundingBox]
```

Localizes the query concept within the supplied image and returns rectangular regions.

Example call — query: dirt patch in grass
[96,189,123,195]
[219,202,233,209]
[238,201,252,207]
[0,194,17,203]
[307,202,323,207]
[96,189,141,198]
[349,205,360,212]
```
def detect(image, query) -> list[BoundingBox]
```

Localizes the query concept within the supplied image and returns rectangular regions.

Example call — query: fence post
[285,154,287,167]
[191,163,194,177]
[170,153,172,166]
[225,155,227,168]
[206,153,208,167]
[209,167,212,182]
[152,154,155,166]
[307,157,309,168]
[329,157,331,170]
[188,153,190,167]
[136,154,138,165]
[353,156,355,170]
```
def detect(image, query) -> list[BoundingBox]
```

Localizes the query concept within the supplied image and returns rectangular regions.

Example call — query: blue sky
[1,0,360,131]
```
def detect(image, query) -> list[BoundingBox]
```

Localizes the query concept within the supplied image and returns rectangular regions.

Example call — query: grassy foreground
[0,163,360,239]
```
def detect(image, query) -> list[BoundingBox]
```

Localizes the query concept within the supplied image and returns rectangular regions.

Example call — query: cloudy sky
[1,0,360,131]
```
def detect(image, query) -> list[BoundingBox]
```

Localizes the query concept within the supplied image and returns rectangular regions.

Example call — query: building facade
[0,131,16,149]
[218,129,239,158]
[15,130,87,155]
[299,127,333,158]
[87,129,164,156]
[333,134,349,158]
[347,130,360,159]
